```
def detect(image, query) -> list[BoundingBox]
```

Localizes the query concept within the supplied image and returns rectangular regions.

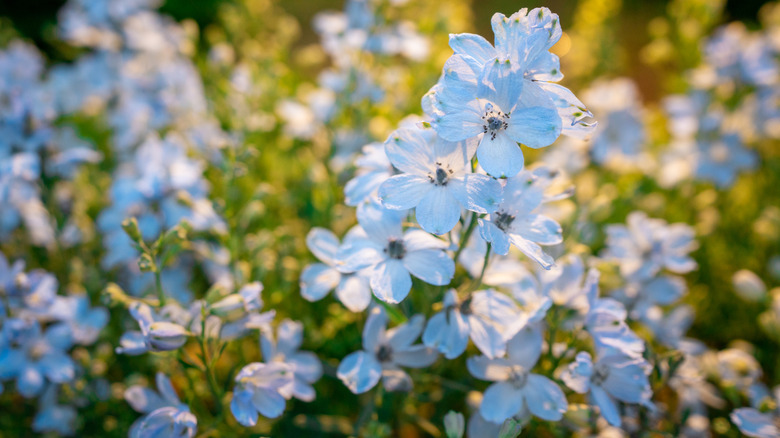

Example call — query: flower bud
[147,322,189,351]
[121,217,143,243]
[443,411,464,438]
[211,294,245,318]
[732,269,766,302]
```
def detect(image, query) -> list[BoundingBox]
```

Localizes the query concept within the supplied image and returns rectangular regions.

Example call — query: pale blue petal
[449,33,497,65]
[591,385,621,427]
[403,250,455,286]
[476,132,524,178]
[524,374,567,421]
[392,345,438,368]
[378,174,432,210]
[335,275,372,312]
[306,228,340,265]
[436,100,485,142]
[415,186,462,235]
[478,219,511,256]
[337,351,382,394]
[504,106,561,149]
[480,381,525,423]
[370,259,412,303]
[300,264,340,301]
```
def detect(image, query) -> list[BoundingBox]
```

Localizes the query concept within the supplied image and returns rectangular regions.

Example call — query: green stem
[471,243,492,291]
[199,315,223,416]
[453,212,479,264]
[154,262,166,307]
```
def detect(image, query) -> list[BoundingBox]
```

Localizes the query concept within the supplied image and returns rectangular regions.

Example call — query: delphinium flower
[300,227,372,312]
[425,7,595,177]
[660,91,758,188]
[32,385,78,436]
[562,351,652,427]
[580,78,647,167]
[431,57,562,178]
[125,372,197,438]
[731,386,780,438]
[0,319,75,398]
[47,295,109,345]
[230,362,294,425]
[467,327,567,423]
[337,202,454,303]
[337,306,438,394]
[260,319,323,402]
[478,167,563,268]
[603,211,697,283]
[422,289,524,359]
[378,123,502,235]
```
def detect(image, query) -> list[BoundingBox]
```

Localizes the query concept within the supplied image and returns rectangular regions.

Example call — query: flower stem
[453,212,478,264]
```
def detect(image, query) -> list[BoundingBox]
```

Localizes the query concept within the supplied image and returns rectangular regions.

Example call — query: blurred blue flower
[337,306,438,394]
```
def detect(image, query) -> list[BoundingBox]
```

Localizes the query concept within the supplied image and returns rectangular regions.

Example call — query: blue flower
[603,211,697,283]
[378,124,502,234]
[230,362,294,425]
[0,320,75,398]
[337,306,438,394]
[423,289,523,359]
[478,168,563,268]
[561,351,652,427]
[731,408,778,438]
[337,203,455,303]
[125,372,197,438]
[467,325,567,423]
[300,227,372,312]
[260,319,323,402]
[433,58,561,177]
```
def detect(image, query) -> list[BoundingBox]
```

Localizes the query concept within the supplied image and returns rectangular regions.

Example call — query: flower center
[509,365,528,389]
[493,211,516,232]
[376,344,393,363]
[428,162,452,186]
[591,363,610,386]
[384,238,406,260]
[481,104,509,140]
[458,294,473,315]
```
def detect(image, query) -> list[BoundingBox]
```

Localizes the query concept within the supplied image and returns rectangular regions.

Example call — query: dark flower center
[591,363,610,386]
[385,238,406,259]
[481,104,510,140]
[494,212,516,232]
[376,344,393,363]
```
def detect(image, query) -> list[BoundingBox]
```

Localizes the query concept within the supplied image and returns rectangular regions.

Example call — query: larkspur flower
[0,319,75,398]
[260,319,322,402]
[337,202,454,303]
[337,306,437,394]
[231,362,294,425]
[603,211,697,283]
[433,57,561,178]
[300,227,372,312]
[378,123,502,234]
[478,168,563,268]
[467,326,567,423]
[423,289,523,359]
[562,351,652,427]
[125,373,197,438]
